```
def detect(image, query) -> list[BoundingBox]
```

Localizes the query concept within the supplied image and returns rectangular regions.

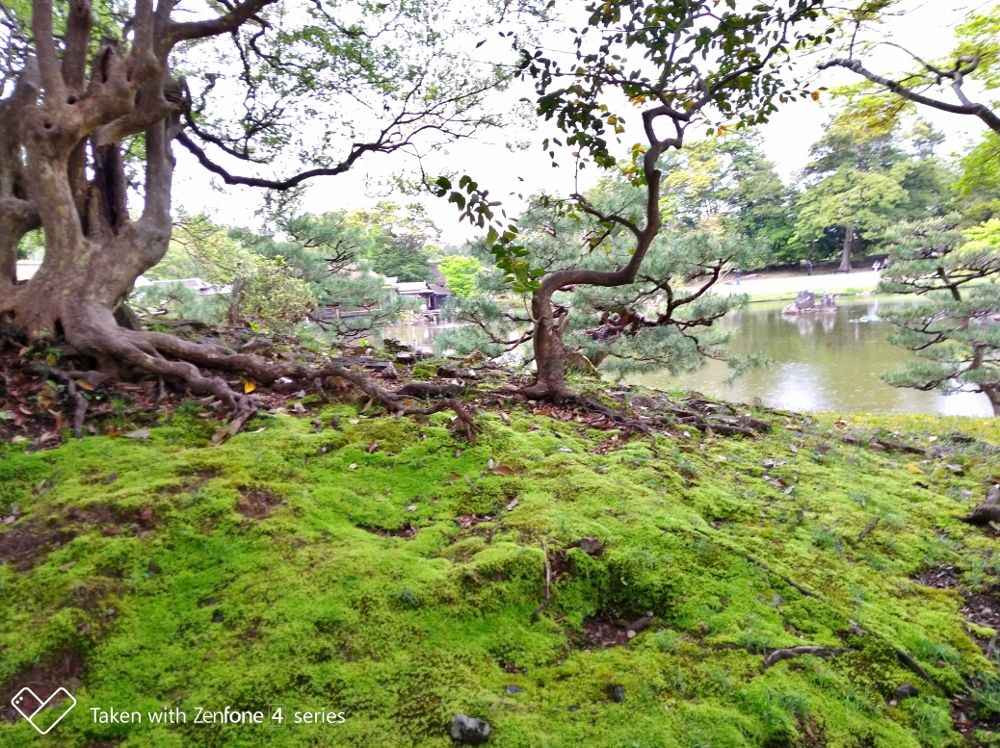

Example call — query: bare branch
[819,57,1000,134]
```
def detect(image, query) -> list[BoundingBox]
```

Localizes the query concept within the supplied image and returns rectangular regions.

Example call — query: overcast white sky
[171,0,995,244]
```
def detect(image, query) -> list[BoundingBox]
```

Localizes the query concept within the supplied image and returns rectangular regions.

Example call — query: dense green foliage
[793,115,951,270]
[436,256,483,298]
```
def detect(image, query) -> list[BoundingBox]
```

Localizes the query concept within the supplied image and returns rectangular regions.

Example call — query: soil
[235,486,284,519]
[1,649,84,723]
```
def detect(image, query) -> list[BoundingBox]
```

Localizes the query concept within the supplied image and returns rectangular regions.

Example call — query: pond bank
[713,268,882,303]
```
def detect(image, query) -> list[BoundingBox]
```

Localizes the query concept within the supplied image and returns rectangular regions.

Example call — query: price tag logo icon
[10,686,77,735]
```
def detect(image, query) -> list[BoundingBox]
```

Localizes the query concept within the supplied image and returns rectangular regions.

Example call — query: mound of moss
[0,402,997,746]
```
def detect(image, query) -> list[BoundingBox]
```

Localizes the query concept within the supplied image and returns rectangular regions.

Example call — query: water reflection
[387,297,993,416]
[632,297,991,416]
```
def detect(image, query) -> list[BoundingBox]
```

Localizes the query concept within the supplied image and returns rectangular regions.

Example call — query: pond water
[388,297,994,417]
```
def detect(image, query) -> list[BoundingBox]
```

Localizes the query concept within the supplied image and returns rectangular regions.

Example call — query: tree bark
[839,225,855,273]
[984,386,999,417]
[0,237,16,286]
[524,289,570,402]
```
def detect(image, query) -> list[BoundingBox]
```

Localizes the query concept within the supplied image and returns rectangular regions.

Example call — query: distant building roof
[393,281,453,296]
[395,281,432,294]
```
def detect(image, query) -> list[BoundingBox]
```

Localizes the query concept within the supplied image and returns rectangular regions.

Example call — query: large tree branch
[176,131,388,190]
[166,0,277,45]
[819,58,1000,134]
[61,0,93,91]
[30,0,64,99]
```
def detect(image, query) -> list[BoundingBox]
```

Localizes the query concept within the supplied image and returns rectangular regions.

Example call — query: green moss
[0,404,997,746]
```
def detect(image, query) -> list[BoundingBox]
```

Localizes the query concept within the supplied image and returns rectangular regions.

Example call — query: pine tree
[880,216,1000,414]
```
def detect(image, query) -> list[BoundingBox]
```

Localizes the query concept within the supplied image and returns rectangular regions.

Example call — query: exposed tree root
[964,485,1000,526]
[762,645,850,671]
[851,517,881,546]
[569,395,653,436]
[841,434,927,456]
[398,381,469,399]
[28,308,479,440]
[520,381,571,404]
[35,366,88,438]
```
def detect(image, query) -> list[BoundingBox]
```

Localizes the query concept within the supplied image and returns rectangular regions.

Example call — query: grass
[0,401,998,746]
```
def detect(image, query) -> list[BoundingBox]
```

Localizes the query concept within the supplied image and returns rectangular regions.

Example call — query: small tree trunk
[983,386,999,417]
[523,288,570,401]
[838,225,854,273]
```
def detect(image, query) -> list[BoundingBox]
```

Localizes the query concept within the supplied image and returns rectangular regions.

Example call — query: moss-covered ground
[1,399,998,746]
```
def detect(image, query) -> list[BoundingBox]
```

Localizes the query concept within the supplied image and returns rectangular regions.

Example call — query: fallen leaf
[348,463,358,470]
[490,465,514,475]
[243,380,257,394]
[76,379,96,391]
[505,498,519,511]
[367,441,379,453]
[124,429,151,439]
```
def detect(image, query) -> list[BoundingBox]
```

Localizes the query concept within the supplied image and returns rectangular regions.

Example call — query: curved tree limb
[818,57,1000,134]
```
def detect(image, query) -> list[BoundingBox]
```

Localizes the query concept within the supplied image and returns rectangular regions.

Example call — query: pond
[388,296,994,417]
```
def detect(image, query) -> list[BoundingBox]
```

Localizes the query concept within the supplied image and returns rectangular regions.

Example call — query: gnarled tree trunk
[0,2,282,412]
[524,288,570,402]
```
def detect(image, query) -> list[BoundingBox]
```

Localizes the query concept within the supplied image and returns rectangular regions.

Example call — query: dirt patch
[914,567,999,656]
[962,586,1000,632]
[362,524,418,539]
[0,521,75,571]
[578,612,654,649]
[235,486,283,519]
[1,504,159,571]
[176,466,223,480]
[456,514,492,529]
[796,715,827,748]
[159,466,224,496]
[548,550,571,580]
[1,649,84,723]
[951,693,1000,741]
[914,564,960,589]
[65,504,158,536]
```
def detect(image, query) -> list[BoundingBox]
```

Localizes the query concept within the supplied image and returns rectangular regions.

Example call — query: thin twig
[531,539,552,623]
